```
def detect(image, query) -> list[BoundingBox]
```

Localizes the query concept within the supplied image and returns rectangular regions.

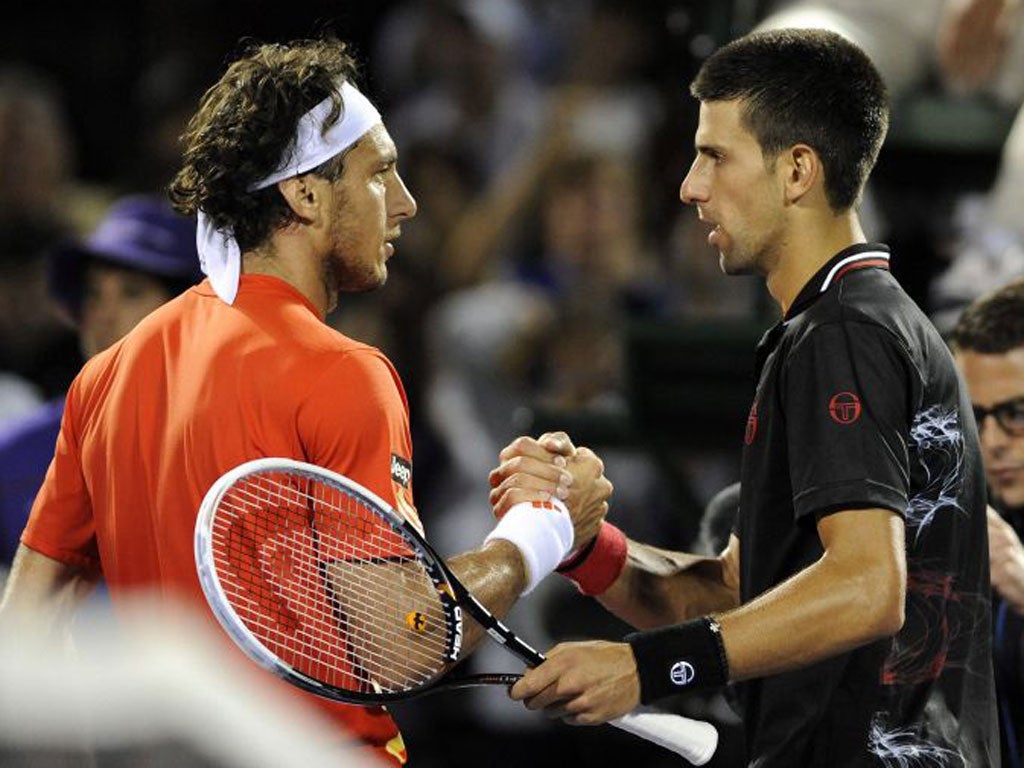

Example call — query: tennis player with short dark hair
[494,28,999,765]
[0,36,610,765]
[952,279,1024,767]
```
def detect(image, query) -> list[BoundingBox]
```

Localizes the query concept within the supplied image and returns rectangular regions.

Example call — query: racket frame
[195,457,540,704]
[195,458,719,764]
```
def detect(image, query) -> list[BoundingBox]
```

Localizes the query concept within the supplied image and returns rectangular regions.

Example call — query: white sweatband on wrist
[483,500,574,595]
[197,81,382,305]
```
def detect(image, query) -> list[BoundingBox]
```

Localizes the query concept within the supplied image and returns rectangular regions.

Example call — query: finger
[492,457,573,489]
[517,658,585,711]
[570,446,606,480]
[565,710,605,726]
[509,661,561,701]
[489,484,569,513]
[535,683,610,725]
[490,467,558,496]
[560,696,608,725]
[499,436,553,463]
[494,455,574,485]
[538,431,576,456]
[489,472,571,509]
[524,687,575,712]
[492,486,567,518]
[488,458,573,505]
[573,445,602,465]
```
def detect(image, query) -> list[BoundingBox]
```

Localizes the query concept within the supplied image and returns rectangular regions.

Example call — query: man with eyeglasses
[952,278,1024,768]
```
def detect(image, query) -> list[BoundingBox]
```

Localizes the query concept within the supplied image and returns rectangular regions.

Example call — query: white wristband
[484,499,574,595]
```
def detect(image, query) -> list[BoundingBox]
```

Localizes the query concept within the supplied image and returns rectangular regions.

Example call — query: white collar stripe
[819,250,890,293]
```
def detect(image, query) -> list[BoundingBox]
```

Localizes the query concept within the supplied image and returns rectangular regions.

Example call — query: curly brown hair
[168,37,360,252]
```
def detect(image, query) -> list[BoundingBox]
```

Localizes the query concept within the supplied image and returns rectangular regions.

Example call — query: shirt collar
[784,243,891,321]
[196,274,326,321]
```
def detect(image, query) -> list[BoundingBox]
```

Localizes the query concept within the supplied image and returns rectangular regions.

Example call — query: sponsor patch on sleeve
[391,453,412,488]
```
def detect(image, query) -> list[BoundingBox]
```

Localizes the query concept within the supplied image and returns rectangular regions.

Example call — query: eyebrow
[974,394,1024,409]
[695,143,724,156]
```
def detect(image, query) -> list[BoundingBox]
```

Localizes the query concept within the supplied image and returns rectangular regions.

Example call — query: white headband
[196,81,382,304]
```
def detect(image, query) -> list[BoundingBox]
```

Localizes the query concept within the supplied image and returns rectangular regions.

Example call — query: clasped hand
[488,431,612,551]
[488,432,639,724]
[509,640,641,725]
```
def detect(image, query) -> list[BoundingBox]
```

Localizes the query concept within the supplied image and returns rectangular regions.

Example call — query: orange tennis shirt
[23,274,421,764]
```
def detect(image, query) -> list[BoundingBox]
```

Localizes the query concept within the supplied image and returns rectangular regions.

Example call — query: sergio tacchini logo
[670,660,695,686]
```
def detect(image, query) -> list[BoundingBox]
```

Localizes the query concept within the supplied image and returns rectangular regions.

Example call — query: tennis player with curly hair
[0,36,610,765]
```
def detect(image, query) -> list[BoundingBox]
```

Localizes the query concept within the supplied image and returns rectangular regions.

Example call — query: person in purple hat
[0,195,202,570]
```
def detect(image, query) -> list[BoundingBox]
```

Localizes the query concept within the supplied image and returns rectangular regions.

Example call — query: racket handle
[610,706,718,765]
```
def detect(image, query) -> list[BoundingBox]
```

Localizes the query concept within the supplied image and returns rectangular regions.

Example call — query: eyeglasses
[972,396,1024,437]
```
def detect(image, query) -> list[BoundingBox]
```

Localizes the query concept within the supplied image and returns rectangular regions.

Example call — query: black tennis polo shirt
[736,243,998,765]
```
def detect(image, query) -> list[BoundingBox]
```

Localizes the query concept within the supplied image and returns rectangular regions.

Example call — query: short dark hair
[168,37,360,252]
[690,28,889,212]
[951,278,1024,354]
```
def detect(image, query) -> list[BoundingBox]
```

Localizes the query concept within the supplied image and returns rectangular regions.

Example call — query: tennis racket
[194,457,718,765]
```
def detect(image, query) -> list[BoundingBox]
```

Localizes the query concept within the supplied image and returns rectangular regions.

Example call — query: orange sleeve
[297,348,420,531]
[21,380,100,570]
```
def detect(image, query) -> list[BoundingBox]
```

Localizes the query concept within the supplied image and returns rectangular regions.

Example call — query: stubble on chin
[718,240,770,277]
[719,251,755,276]
[324,248,387,296]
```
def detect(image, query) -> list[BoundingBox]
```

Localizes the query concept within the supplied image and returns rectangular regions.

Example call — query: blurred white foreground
[0,593,381,767]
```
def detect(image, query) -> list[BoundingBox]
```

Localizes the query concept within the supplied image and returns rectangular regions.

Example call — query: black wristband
[626,617,730,704]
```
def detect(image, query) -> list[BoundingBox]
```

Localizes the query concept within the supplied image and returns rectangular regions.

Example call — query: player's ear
[781,144,820,205]
[276,175,322,223]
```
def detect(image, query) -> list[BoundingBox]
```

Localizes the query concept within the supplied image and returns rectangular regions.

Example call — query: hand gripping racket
[194,458,718,765]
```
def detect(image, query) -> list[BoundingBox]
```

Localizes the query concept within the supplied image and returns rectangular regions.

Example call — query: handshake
[483,431,625,596]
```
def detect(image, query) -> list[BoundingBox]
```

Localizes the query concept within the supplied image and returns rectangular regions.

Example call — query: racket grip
[609,707,718,765]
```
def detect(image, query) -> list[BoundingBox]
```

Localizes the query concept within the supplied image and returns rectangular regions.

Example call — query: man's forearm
[445,539,527,656]
[718,509,905,682]
[0,545,97,636]
[596,540,740,630]
[623,510,905,706]
[717,543,903,681]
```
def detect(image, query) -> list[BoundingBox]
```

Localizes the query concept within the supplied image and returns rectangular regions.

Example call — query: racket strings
[217,478,448,649]
[211,523,449,670]
[219,481,445,634]
[211,472,453,693]
[212,499,448,692]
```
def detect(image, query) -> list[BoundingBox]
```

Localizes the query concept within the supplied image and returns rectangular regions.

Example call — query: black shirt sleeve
[782,320,915,523]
